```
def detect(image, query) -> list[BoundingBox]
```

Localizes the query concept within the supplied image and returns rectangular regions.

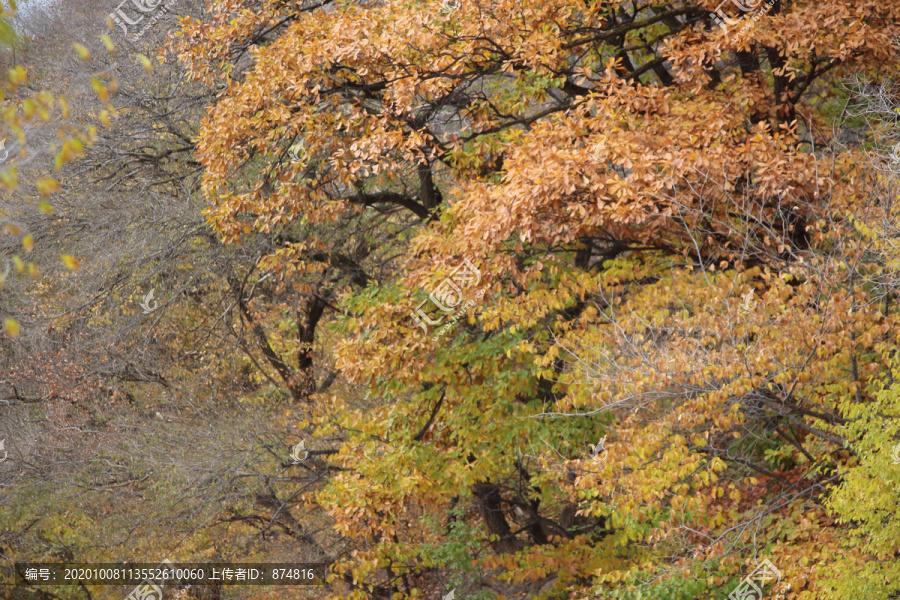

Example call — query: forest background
[2,0,900,599]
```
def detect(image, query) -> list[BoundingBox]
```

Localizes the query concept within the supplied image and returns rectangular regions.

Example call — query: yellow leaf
[22,98,36,119]
[38,200,54,214]
[56,137,84,170]
[90,77,109,103]
[137,54,153,73]
[61,255,80,270]
[73,43,91,61]
[22,233,33,252]
[3,318,19,338]
[36,178,61,196]
[7,66,26,85]
[100,35,115,54]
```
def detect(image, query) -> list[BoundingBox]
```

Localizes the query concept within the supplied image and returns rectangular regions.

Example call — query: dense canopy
[3,0,900,599]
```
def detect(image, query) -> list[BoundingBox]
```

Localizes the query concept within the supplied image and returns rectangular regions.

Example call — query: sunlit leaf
[61,255,79,270]
[59,97,71,119]
[90,77,109,103]
[3,318,18,338]
[73,43,91,61]
[36,178,61,196]
[100,34,115,54]
[0,20,18,49]
[136,54,153,73]
[7,66,26,85]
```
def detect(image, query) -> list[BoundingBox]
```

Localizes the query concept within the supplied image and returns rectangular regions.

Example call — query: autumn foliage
[165,0,900,598]
[5,0,900,599]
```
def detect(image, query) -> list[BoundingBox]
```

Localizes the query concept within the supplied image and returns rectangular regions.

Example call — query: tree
[3,0,900,598]
[171,0,900,597]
